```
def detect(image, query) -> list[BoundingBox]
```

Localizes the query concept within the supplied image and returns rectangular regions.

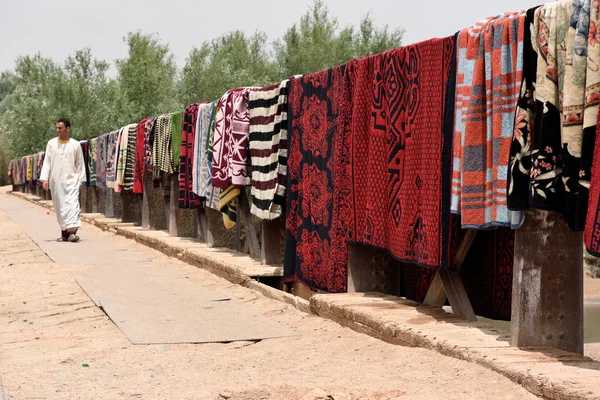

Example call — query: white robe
[40,138,86,231]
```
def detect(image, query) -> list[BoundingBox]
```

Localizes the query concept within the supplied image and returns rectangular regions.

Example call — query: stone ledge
[310,293,600,400]
[11,190,600,400]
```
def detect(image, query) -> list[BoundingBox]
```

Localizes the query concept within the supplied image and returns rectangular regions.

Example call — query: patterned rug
[106,130,119,189]
[284,65,350,293]
[88,138,97,187]
[95,133,107,190]
[212,88,253,189]
[178,103,201,209]
[508,3,599,232]
[350,36,456,269]
[133,118,153,194]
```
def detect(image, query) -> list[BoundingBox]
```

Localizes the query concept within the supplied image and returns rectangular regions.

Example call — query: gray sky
[1,0,548,73]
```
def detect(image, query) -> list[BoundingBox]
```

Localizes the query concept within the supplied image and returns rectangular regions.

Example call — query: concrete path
[0,193,149,266]
[0,188,539,400]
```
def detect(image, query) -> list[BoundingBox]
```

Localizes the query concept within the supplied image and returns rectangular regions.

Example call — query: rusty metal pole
[511,209,584,354]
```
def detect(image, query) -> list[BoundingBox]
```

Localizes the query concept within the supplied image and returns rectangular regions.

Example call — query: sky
[1,0,549,74]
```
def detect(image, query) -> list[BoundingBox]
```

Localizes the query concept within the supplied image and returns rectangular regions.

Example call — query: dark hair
[56,118,71,128]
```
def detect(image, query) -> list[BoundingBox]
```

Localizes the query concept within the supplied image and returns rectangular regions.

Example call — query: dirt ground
[0,191,541,400]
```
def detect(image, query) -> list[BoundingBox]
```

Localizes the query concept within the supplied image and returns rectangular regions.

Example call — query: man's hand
[42,181,49,191]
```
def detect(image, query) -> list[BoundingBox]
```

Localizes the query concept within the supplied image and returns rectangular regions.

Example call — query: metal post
[511,209,584,355]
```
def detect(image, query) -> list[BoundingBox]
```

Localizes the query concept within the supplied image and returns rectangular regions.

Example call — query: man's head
[56,118,71,139]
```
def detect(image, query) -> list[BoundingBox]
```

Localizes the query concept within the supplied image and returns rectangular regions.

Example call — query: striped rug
[248,79,294,220]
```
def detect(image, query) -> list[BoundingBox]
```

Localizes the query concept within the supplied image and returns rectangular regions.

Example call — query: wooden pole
[423,230,477,307]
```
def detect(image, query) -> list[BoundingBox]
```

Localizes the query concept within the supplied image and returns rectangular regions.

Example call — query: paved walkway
[0,193,149,266]
[0,188,539,400]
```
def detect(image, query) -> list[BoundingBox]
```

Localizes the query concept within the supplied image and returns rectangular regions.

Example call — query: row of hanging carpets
[284,36,457,293]
[283,31,518,322]
[11,152,44,186]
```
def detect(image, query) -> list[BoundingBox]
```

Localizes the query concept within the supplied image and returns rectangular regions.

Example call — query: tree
[179,31,279,105]
[275,0,404,76]
[353,14,405,59]
[0,71,16,111]
[116,32,180,121]
[58,48,123,140]
[0,54,65,156]
[0,71,18,185]
[0,49,121,158]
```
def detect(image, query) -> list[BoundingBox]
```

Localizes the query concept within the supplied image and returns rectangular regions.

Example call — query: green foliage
[0,71,16,111]
[117,32,180,121]
[0,71,17,185]
[1,0,403,181]
[0,54,65,156]
[274,1,404,76]
[178,31,279,104]
[59,48,122,140]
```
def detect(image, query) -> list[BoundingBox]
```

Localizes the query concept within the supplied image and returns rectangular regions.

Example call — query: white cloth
[40,138,86,231]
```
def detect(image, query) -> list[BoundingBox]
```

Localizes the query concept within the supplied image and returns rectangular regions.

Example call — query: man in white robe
[40,118,86,242]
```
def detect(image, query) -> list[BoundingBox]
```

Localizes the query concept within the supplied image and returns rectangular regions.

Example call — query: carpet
[284,65,350,293]
[350,36,456,269]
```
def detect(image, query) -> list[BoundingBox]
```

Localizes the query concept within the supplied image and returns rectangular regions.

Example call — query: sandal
[57,237,68,242]
[68,234,80,243]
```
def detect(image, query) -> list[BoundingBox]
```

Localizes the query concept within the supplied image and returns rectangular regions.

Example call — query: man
[40,118,86,242]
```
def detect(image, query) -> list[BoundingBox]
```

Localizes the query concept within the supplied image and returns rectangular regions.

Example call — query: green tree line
[0,1,404,186]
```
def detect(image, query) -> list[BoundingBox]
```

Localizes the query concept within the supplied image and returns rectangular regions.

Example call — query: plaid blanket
[451,12,526,229]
